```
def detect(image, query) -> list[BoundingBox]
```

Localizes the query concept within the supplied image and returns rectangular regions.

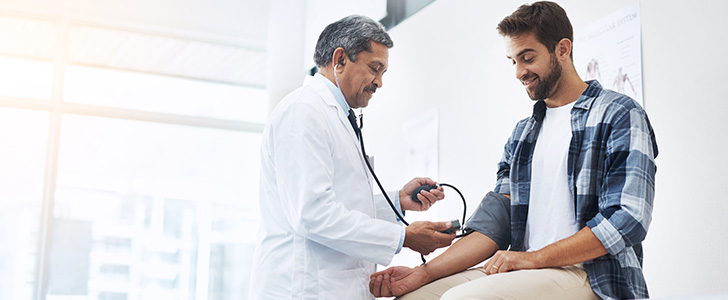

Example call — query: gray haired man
[250,15,455,300]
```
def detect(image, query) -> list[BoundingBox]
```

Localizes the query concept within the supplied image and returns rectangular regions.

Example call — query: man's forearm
[533,226,608,268]
[420,231,499,283]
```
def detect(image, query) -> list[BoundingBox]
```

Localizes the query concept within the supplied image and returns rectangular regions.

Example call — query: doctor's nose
[373,74,383,89]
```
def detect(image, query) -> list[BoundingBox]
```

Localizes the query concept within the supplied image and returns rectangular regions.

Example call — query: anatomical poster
[574,2,643,106]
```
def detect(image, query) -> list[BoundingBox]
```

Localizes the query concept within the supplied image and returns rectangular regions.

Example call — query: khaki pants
[398,265,601,300]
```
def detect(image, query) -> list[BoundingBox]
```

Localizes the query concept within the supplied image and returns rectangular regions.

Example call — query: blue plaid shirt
[493,81,658,300]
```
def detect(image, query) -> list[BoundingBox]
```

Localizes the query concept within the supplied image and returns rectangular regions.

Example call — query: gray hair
[313,15,393,68]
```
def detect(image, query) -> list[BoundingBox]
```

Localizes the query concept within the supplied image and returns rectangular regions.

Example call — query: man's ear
[556,38,572,60]
[331,47,347,70]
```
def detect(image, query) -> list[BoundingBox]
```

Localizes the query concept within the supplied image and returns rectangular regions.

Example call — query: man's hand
[400,177,445,211]
[482,227,608,275]
[369,266,428,297]
[404,221,455,255]
[483,250,541,275]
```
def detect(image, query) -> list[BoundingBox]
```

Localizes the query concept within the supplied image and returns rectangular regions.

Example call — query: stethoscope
[350,109,470,263]
[334,65,469,262]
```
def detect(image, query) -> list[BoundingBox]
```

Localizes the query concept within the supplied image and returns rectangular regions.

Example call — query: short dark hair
[497,1,573,59]
[313,15,393,68]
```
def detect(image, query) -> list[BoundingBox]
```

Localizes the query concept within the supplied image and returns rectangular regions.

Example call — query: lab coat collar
[315,73,352,116]
[304,74,362,148]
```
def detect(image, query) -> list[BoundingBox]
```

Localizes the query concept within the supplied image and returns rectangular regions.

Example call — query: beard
[527,54,562,100]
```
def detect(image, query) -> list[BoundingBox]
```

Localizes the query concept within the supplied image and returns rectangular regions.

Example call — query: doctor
[249,15,456,300]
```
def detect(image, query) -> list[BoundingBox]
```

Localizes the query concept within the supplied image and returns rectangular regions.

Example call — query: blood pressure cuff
[462,191,511,250]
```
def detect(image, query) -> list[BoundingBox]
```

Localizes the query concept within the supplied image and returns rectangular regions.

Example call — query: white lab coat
[249,74,403,300]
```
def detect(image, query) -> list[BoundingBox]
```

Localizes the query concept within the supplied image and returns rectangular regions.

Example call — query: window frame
[0,13,265,300]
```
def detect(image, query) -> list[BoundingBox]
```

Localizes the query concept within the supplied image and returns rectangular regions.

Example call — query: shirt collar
[573,80,603,111]
[315,73,351,116]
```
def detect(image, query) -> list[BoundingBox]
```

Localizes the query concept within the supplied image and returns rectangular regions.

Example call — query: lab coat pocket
[318,268,372,300]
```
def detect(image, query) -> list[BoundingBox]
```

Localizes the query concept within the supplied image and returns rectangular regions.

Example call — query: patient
[369,1,658,299]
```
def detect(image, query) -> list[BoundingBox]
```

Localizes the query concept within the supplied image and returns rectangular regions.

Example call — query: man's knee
[440,287,466,300]
[397,289,439,300]
[439,277,500,300]
[398,268,487,300]
[441,268,599,300]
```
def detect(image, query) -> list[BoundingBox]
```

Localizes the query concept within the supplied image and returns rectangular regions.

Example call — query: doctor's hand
[403,221,455,255]
[369,266,427,297]
[399,177,444,211]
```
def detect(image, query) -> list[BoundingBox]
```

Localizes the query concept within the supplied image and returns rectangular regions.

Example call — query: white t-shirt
[525,101,579,252]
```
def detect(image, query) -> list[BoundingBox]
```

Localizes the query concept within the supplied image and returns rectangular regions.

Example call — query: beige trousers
[397,265,601,300]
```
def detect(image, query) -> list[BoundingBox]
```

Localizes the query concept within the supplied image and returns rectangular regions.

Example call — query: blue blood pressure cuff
[462,191,511,250]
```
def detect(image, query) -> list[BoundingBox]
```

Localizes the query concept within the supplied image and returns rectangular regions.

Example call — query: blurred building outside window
[0,12,265,300]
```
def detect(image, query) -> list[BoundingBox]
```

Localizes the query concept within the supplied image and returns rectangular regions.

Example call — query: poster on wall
[574,2,643,106]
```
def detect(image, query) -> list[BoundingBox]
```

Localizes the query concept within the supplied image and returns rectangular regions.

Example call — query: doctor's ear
[331,47,348,70]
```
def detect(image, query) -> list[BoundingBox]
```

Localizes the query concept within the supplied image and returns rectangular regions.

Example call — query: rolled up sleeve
[587,108,658,255]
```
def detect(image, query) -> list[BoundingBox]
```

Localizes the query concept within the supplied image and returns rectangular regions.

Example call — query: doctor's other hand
[369,266,427,297]
[400,177,444,211]
[403,221,455,255]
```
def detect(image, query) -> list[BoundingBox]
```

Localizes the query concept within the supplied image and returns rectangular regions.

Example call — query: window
[0,13,265,300]
[0,56,54,100]
[64,65,268,123]
[48,115,260,299]
[0,107,48,300]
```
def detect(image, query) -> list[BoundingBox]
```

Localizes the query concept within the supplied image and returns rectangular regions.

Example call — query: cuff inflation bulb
[410,184,439,204]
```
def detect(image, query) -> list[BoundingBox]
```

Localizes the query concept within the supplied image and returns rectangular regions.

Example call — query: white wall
[362,0,728,298]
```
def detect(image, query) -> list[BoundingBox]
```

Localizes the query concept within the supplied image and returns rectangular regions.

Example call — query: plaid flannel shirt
[493,80,658,300]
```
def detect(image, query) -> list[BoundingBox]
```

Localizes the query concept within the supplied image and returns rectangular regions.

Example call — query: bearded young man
[369,2,658,299]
